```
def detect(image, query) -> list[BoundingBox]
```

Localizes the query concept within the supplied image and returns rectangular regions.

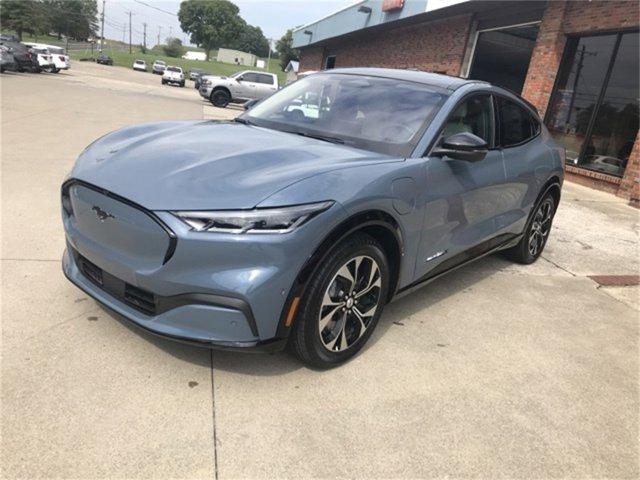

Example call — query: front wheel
[503,194,556,264]
[210,89,230,108]
[290,233,389,368]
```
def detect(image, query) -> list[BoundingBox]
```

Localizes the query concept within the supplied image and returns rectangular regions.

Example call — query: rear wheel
[210,89,230,108]
[290,233,389,368]
[180,81,185,87]
[503,194,556,264]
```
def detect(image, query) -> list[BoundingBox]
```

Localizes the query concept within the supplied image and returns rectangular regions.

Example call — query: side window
[442,95,494,145]
[497,97,538,147]
[240,72,258,83]
[257,74,274,85]
[324,55,336,70]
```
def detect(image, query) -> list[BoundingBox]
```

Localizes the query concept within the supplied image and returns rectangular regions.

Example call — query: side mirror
[432,132,489,162]
[244,99,260,110]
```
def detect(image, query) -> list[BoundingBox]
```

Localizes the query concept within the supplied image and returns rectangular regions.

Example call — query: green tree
[0,0,48,40]
[276,29,298,71]
[178,0,245,61]
[162,37,184,58]
[40,0,97,40]
[235,24,269,58]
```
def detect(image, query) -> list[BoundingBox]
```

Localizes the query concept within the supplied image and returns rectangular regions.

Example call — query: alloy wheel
[318,255,382,352]
[528,198,553,257]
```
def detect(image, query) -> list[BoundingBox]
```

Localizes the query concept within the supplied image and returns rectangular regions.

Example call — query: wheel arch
[211,85,231,96]
[275,209,404,339]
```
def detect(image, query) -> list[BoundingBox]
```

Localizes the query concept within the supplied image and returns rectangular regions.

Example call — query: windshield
[167,67,181,72]
[244,73,448,156]
[156,60,165,65]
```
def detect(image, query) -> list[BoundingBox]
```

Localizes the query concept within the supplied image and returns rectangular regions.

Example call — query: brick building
[293,0,639,206]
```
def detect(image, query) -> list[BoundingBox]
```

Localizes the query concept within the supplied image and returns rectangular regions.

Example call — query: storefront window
[546,32,639,177]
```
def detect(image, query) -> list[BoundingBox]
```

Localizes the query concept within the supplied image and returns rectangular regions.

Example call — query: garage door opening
[469,23,540,94]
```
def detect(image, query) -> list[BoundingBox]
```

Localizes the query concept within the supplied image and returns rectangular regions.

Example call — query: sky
[101,0,353,48]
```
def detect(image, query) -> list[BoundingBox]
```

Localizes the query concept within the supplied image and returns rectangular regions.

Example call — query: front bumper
[63,246,287,352]
[199,86,213,98]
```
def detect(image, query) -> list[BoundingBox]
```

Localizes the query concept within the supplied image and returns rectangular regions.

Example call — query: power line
[133,0,177,17]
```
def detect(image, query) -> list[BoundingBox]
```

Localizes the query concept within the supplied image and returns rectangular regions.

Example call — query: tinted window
[498,97,537,147]
[240,72,258,82]
[442,95,494,145]
[256,73,274,85]
[325,56,336,69]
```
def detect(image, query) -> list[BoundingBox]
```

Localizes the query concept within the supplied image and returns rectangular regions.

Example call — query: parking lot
[1,63,639,478]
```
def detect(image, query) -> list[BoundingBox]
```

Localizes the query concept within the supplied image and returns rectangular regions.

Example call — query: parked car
[133,59,147,72]
[96,54,113,66]
[189,68,204,81]
[44,45,70,72]
[199,70,279,108]
[583,155,624,175]
[152,60,166,75]
[26,46,54,72]
[0,40,39,72]
[0,44,16,72]
[161,66,185,87]
[61,68,564,368]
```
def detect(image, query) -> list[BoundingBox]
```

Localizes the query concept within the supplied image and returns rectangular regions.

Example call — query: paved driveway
[1,64,638,479]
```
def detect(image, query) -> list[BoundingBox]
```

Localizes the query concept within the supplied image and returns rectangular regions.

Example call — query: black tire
[503,193,556,264]
[161,79,166,85]
[180,81,185,88]
[290,233,390,369]
[51,67,59,73]
[210,89,230,108]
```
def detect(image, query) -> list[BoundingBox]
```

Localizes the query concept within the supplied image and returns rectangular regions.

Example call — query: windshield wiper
[287,130,345,144]
[234,117,254,126]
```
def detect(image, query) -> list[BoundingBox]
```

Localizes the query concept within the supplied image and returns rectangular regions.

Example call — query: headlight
[202,79,211,86]
[172,201,334,234]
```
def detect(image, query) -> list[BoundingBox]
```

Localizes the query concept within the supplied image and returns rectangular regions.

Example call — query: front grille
[75,250,157,316]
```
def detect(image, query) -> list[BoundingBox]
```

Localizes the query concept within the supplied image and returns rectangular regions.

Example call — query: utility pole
[157,26,162,47]
[99,0,106,52]
[266,38,272,71]
[128,11,132,54]
[143,23,147,50]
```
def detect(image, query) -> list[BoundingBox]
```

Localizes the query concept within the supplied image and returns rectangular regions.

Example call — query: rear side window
[497,97,539,147]
[240,72,258,82]
[256,74,274,85]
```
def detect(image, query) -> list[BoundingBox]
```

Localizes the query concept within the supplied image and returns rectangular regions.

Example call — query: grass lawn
[20,34,286,84]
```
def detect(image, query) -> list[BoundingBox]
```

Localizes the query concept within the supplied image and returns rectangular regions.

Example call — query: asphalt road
[1,63,639,479]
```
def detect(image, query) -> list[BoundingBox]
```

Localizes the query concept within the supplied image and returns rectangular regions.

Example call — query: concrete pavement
[1,64,638,479]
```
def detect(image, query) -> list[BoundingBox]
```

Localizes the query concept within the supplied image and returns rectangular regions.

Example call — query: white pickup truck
[198,70,279,108]
[162,66,185,87]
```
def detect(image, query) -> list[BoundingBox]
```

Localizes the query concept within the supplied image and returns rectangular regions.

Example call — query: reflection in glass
[546,35,617,165]
[581,32,639,177]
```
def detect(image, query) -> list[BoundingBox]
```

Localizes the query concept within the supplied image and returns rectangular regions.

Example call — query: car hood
[70,120,397,210]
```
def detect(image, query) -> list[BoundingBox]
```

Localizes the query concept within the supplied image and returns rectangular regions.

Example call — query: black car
[96,54,113,66]
[0,40,39,72]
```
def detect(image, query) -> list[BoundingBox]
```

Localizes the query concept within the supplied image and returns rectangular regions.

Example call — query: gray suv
[62,68,563,368]
[199,70,279,107]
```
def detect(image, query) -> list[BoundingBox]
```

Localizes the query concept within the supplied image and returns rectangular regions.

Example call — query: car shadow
[94,253,512,376]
